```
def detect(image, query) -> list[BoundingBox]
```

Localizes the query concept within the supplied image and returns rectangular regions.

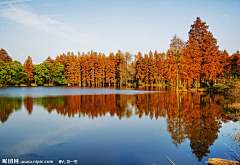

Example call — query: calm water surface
[0,87,239,165]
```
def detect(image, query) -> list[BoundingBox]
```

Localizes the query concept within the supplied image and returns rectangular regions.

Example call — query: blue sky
[0,0,239,64]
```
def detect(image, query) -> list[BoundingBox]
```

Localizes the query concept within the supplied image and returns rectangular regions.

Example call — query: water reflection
[0,92,235,161]
[24,97,34,114]
[0,97,22,123]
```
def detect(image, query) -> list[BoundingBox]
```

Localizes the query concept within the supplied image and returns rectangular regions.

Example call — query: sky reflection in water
[0,87,160,97]
[0,87,239,165]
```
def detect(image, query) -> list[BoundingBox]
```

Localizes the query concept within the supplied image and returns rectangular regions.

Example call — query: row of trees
[0,17,239,88]
[0,50,67,86]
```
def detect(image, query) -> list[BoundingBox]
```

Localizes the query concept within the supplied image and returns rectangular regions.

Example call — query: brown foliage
[185,17,222,86]
[0,48,12,63]
[24,97,34,114]
[23,56,34,82]
[226,51,240,73]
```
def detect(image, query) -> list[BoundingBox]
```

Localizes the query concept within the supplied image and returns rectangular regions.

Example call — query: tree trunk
[114,77,115,87]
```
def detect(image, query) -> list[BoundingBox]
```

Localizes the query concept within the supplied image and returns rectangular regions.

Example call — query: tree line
[0,17,239,88]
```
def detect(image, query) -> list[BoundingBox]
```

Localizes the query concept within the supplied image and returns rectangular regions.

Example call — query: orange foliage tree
[109,52,116,86]
[136,52,144,85]
[23,56,34,84]
[0,48,12,63]
[166,35,186,89]
[148,51,155,86]
[154,51,165,86]
[185,17,222,87]
[225,51,240,78]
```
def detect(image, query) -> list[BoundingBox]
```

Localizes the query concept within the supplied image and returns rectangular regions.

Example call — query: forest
[0,17,239,89]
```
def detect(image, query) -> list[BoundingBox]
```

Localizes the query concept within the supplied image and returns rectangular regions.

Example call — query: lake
[0,87,239,165]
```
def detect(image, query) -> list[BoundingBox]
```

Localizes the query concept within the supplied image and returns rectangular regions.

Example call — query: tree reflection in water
[0,92,233,161]
[0,97,22,123]
[24,96,34,114]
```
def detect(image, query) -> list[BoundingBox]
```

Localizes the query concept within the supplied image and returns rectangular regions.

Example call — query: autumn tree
[69,53,79,86]
[125,52,132,67]
[0,48,12,63]
[23,56,34,85]
[136,52,144,85]
[85,51,91,86]
[185,17,221,87]
[154,51,165,86]
[165,50,176,86]
[79,52,87,86]
[124,52,133,86]
[109,52,116,87]
[76,52,82,86]
[105,56,111,86]
[93,52,98,86]
[99,53,106,86]
[143,54,149,85]
[127,61,136,85]
[168,35,186,90]
[55,54,65,65]
[64,52,72,86]
[224,51,240,79]
[89,51,95,86]
[95,52,103,86]
[46,56,56,66]
[115,50,124,87]
[148,51,155,86]
[119,59,127,86]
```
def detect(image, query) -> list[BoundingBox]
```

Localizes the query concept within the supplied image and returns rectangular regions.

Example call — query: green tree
[52,62,68,85]
[11,60,28,85]
[45,57,56,85]
[0,61,16,85]
[33,62,49,85]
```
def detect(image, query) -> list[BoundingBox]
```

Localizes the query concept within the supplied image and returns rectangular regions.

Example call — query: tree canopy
[0,17,238,88]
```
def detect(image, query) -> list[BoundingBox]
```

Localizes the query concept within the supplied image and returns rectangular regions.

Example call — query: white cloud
[0,0,32,5]
[1,120,105,157]
[0,4,82,41]
[2,126,77,157]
